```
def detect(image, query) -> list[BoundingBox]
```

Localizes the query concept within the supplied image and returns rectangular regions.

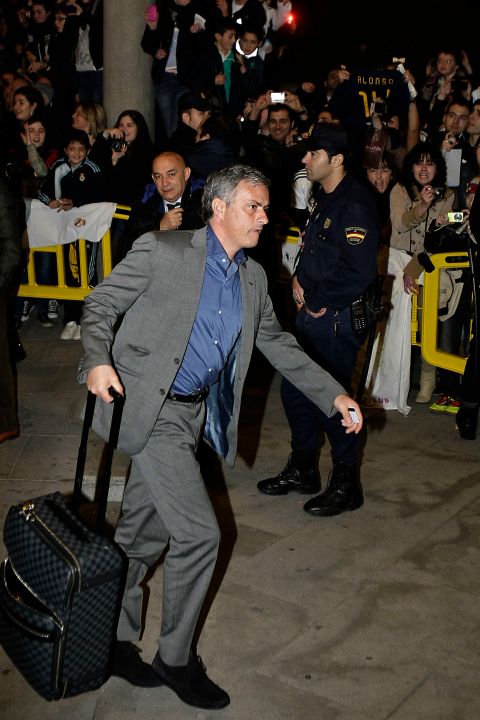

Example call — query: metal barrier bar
[420,251,470,374]
[17,207,130,301]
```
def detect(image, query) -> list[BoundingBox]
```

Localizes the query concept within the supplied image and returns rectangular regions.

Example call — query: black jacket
[0,178,24,293]
[296,173,380,312]
[117,183,204,262]
[141,0,214,87]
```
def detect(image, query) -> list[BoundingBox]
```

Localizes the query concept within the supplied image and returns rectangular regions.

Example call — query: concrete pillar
[103,0,154,135]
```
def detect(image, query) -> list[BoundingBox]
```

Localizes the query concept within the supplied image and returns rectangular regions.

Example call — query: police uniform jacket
[296,173,380,313]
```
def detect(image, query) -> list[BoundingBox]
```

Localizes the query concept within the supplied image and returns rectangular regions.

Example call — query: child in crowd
[235,25,265,103]
[38,128,106,340]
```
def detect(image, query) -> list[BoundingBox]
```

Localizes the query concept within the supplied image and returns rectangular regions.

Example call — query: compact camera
[270,92,285,103]
[111,138,127,152]
[447,211,465,223]
[431,187,445,198]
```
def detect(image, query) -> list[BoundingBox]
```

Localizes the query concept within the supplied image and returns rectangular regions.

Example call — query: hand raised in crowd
[144,8,159,30]
[215,72,226,86]
[419,184,438,212]
[160,206,183,231]
[282,91,305,114]
[441,131,460,152]
[27,59,47,74]
[216,0,228,17]
[20,122,34,146]
[154,47,167,60]
[437,78,453,102]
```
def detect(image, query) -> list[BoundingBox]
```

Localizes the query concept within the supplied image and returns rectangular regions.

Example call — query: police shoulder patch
[345,226,367,245]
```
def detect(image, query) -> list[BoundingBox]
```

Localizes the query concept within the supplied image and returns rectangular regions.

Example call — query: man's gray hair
[202,164,270,221]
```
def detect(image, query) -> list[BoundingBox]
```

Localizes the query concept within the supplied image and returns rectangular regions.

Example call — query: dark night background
[274,1,477,87]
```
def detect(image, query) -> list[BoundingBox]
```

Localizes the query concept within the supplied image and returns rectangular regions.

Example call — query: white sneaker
[72,324,81,341]
[60,321,78,340]
[48,300,59,319]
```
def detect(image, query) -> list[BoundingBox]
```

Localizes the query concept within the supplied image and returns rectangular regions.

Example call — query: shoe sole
[304,501,364,517]
[257,485,321,496]
[112,667,164,688]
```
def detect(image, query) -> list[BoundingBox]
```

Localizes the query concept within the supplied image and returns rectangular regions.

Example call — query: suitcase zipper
[19,502,82,602]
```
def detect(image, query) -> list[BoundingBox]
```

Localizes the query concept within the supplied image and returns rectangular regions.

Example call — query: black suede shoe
[112,641,163,687]
[303,462,363,517]
[152,650,230,709]
[257,455,321,496]
[456,405,478,440]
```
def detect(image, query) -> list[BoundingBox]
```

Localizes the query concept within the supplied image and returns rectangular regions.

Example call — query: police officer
[257,123,380,516]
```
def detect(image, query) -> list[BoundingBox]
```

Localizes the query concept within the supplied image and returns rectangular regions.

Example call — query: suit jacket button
[174,358,180,365]
[159,388,165,395]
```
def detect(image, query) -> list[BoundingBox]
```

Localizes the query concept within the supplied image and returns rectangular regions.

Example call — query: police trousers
[281,305,367,466]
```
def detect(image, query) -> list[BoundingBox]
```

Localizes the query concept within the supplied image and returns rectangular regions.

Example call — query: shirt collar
[207,225,247,266]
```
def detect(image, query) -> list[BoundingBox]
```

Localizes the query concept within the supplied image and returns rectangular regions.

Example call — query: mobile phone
[350,298,368,333]
[447,211,464,223]
[146,4,158,22]
[270,92,285,103]
[348,407,360,424]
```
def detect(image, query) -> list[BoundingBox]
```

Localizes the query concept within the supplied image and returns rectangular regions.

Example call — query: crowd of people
[1,0,480,711]
[1,1,479,438]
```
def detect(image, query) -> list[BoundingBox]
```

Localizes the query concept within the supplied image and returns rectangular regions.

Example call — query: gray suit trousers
[114,397,220,666]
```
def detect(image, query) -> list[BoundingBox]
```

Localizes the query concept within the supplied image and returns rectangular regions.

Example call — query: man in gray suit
[79,164,363,710]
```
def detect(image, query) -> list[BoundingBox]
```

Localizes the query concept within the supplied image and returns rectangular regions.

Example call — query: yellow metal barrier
[17,205,131,301]
[419,251,470,374]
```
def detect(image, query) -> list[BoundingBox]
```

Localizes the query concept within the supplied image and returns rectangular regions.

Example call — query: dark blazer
[0,178,24,293]
[78,227,345,465]
[116,184,204,261]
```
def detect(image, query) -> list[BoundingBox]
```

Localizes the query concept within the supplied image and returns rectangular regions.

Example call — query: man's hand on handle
[87,365,124,404]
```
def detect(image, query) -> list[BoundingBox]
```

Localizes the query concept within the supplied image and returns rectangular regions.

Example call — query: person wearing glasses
[115,151,203,264]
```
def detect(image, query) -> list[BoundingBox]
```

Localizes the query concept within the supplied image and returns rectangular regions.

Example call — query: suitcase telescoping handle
[72,387,125,533]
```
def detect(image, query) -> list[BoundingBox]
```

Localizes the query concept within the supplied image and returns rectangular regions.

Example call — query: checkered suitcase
[0,390,127,700]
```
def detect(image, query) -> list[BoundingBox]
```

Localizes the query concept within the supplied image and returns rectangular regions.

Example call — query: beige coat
[389,183,455,279]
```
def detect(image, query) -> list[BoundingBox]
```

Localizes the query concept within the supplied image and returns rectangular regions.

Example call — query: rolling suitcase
[0,390,127,700]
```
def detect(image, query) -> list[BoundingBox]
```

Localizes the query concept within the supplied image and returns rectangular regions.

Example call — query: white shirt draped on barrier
[25,199,117,248]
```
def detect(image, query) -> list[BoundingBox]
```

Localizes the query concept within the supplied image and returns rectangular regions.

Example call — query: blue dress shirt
[171,226,246,395]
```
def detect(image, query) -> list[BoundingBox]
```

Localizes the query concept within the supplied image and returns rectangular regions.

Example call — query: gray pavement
[1,312,480,720]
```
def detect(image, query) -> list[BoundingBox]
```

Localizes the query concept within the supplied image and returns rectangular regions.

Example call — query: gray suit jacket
[78,227,345,466]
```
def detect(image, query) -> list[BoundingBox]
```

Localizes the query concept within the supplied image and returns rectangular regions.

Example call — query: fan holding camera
[90,109,154,208]
[423,97,475,209]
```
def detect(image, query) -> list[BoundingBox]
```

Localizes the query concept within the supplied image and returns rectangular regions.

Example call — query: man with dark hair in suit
[116,151,204,263]
[79,163,363,710]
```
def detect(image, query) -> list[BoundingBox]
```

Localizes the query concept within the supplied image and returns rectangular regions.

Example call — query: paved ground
[1,311,480,720]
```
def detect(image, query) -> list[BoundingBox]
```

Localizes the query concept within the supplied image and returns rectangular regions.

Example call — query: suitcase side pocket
[0,559,65,700]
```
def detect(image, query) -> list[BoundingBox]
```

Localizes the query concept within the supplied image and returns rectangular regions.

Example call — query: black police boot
[303,462,363,517]
[257,452,320,496]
